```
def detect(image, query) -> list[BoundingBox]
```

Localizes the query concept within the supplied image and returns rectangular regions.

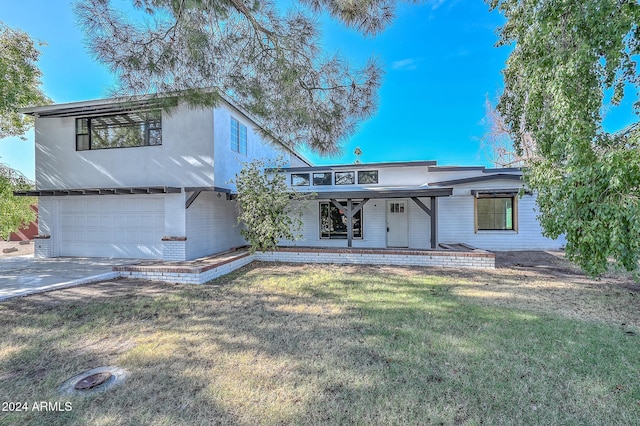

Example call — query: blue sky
[3,0,510,179]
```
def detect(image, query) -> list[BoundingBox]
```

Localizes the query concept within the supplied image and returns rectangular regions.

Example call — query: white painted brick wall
[162,240,187,261]
[34,238,51,258]
[254,251,494,269]
[116,248,493,284]
[186,192,246,259]
[286,185,564,252]
[283,194,563,252]
[439,186,565,250]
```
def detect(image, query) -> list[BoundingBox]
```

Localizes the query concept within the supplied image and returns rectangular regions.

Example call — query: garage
[58,197,165,259]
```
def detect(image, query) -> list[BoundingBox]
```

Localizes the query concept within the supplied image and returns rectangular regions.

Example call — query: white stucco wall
[37,197,54,237]
[164,193,187,237]
[185,191,246,259]
[34,102,215,189]
[213,105,292,192]
[285,164,436,190]
[289,153,309,167]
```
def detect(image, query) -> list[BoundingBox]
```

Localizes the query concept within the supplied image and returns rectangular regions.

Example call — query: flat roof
[14,186,183,197]
[20,92,312,167]
[429,173,523,186]
[20,96,173,118]
[307,186,453,199]
[427,166,522,173]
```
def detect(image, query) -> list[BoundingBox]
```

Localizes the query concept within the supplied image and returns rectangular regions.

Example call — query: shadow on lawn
[1,260,640,424]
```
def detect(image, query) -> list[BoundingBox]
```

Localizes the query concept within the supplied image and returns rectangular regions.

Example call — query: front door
[387,200,409,247]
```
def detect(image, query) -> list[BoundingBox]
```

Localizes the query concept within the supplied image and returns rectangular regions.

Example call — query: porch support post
[411,196,438,249]
[185,191,202,209]
[411,197,432,216]
[347,198,353,248]
[330,199,350,247]
[329,199,346,214]
[350,198,368,215]
[328,198,369,248]
[430,196,438,249]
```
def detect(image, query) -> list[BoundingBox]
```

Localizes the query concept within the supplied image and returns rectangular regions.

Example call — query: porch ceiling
[309,187,453,200]
[14,186,182,196]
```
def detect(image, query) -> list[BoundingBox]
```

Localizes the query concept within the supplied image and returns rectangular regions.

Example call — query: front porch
[309,187,453,249]
[113,245,495,284]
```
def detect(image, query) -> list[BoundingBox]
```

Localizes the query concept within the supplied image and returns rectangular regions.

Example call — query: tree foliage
[0,164,36,240]
[490,0,640,275]
[234,158,312,253]
[73,0,408,154]
[0,21,50,139]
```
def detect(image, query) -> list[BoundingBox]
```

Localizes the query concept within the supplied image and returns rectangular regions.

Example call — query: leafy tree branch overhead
[0,22,46,238]
[491,0,640,275]
[74,0,413,155]
[0,21,50,139]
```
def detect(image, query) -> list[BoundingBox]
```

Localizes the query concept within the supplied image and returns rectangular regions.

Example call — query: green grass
[1,262,639,425]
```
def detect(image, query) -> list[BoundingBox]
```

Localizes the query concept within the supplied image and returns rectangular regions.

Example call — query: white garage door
[58,197,164,259]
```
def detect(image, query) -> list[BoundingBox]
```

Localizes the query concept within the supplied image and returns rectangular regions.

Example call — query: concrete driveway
[0,256,132,301]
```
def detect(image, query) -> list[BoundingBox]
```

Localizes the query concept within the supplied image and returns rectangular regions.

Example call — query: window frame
[230,116,247,155]
[313,172,332,186]
[334,171,355,185]
[474,195,518,232]
[291,173,310,186]
[319,201,363,239]
[76,118,90,151]
[357,170,378,184]
[75,111,162,151]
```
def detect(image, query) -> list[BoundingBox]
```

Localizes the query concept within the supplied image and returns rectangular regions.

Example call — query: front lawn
[1,254,639,425]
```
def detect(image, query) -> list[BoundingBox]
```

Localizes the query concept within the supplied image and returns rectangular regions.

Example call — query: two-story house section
[277,162,565,251]
[17,95,309,261]
[16,93,564,263]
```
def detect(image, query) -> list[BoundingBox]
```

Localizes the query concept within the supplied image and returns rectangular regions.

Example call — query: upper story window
[335,171,355,185]
[476,196,516,231]
[313,172,332,185]
[230,117,247,155]
[291,173,310,186]
[358,170,378,184]
[76,111,161,151]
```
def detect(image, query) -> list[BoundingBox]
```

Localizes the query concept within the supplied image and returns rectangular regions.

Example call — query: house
[275,162,563,252]
[16,95,308,260]
[15,95,564,265]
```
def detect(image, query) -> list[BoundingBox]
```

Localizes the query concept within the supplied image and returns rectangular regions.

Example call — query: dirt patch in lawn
[0,240,34,257]
[448,250,640,329]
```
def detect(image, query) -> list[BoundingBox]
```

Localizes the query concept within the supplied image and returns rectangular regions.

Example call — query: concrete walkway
[0,256,133,301]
